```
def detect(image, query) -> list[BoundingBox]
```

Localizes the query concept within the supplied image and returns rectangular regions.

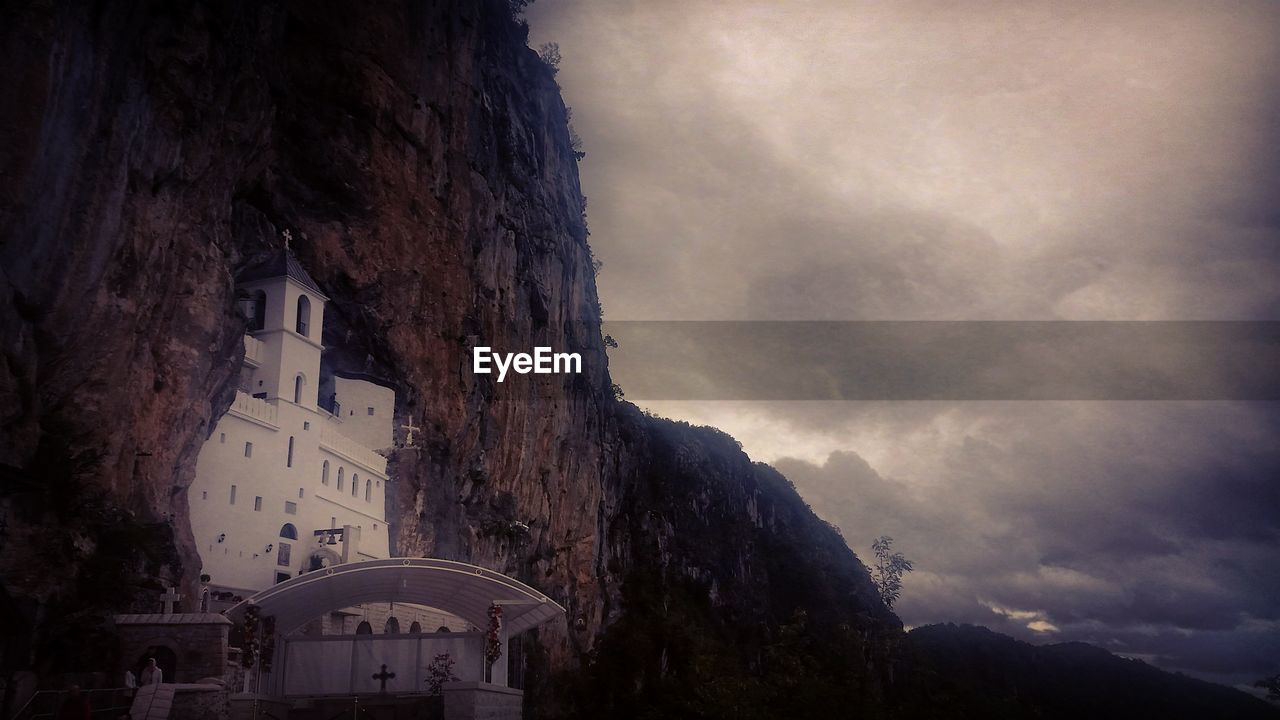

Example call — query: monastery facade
[188,248,459,634]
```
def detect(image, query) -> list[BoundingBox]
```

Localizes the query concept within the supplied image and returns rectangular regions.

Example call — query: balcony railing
[229,390,278,426]
[319,425,387,474]
[243,334,266,366]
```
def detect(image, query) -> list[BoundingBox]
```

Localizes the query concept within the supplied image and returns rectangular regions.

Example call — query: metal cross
[372,664,396,692]
[282,229,292,249]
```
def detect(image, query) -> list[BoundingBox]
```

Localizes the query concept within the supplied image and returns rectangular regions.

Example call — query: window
[367,407,375,416]
[284,501,298,515]
[409,621,422,634]
[279,523,298,540]
[275,572,291,584]
[322,460,330,485]
[220,433,226,444]
[384,617,400,634]
[201,491,207,500]
[351,473,359,496]
[298,487,305,498]
[296,295,311,336]
[303,421,310,430]
[253,496,263,512]
[287,436,295,467]
[337,467,345,491]
[365,479,372,502]
[244,442,253,458]
[230,485,237,505]
[251,290,267,332]
[277,543,291,567]
[355,621,372,635]
[293,375,303,404]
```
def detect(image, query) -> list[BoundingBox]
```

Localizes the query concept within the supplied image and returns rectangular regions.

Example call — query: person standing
[139,658,163,685]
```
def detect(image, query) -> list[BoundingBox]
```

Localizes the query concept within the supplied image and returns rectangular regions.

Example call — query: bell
[327,534,338,545]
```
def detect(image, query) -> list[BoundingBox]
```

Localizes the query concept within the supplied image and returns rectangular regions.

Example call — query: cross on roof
[401,419,420,448]
[161,586,182,614]
[282,229,292,249]
[372,664,396,692]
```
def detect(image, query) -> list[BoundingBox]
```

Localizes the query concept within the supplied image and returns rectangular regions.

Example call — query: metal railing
[11,688,134,720]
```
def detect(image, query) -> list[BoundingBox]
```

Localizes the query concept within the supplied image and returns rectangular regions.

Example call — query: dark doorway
[137,645,178,684]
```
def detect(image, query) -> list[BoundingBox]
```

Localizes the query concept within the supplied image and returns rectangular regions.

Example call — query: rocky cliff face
[0,0,899,711]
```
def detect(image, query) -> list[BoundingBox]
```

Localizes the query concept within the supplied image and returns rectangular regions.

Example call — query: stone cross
[161,586,181,614]
[282,229,292,249]
[372,664,396,692]
[401,419,420,448]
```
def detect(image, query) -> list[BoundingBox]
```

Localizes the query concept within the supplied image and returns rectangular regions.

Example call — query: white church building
[188,247,459,634]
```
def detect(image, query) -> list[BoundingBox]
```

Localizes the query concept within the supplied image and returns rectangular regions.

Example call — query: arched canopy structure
[225,558,564,636]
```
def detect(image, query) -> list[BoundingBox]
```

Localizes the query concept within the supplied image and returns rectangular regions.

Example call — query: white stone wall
[191,271,398,622]
[189,400,390,593]
[332,376,395,451]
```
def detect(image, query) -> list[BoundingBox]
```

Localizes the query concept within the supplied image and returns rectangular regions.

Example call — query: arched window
[384,617,400,634]
[251,290,266,332]
[351,474,359,497]
[296,295,311,336]
[293,375,304,404]
[365,478,372,502]
[279,523,298,540]
[409,621,422,634]
[286,436,295,467]
[355,621,372,635]
[337,467,345,491]
[322,460,330,485]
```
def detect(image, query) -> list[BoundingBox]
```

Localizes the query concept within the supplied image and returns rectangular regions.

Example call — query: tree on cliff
[1255,673,1280,702]
[870,536,914,609]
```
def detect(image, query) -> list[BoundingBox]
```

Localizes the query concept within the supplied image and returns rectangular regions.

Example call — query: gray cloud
[527,0,1280,688]
[768,402,1280,685]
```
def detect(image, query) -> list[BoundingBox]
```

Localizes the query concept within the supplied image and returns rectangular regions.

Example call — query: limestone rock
[0,0,898,709]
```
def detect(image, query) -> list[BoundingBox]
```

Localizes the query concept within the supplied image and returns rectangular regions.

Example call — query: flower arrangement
[425,653,459,695]
[260,615,277,671]
[484,604,504,669]
[241,605,260,668]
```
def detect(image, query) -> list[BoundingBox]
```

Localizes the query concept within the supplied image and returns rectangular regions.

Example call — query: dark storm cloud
[768,403,1280,685]
[530,0,1280,322]
[526,0,1280,687]
[603,321,1280,400]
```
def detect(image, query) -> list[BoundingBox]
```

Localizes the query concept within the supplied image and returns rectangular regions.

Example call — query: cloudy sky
[526,0,1280,689]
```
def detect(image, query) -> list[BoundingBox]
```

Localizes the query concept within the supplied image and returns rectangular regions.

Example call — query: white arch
[225,558,564,636]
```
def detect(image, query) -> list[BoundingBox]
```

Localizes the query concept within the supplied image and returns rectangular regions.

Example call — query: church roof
[238,248,326,297]
[224,558,566,636]
[113,613,233,626]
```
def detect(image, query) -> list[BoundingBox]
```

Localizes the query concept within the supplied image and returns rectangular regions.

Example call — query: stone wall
[171,686,231,720]
[115,617,230,683]
[441,682,522,720]
[301,602,468,636]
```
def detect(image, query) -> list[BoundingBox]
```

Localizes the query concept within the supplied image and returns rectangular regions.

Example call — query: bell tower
[237,239,327,409]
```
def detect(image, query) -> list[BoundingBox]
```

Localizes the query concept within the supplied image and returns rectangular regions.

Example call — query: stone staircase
[129,684,176,720]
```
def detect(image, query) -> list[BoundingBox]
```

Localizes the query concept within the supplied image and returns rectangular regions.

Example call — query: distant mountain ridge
[899,623,1278,719]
